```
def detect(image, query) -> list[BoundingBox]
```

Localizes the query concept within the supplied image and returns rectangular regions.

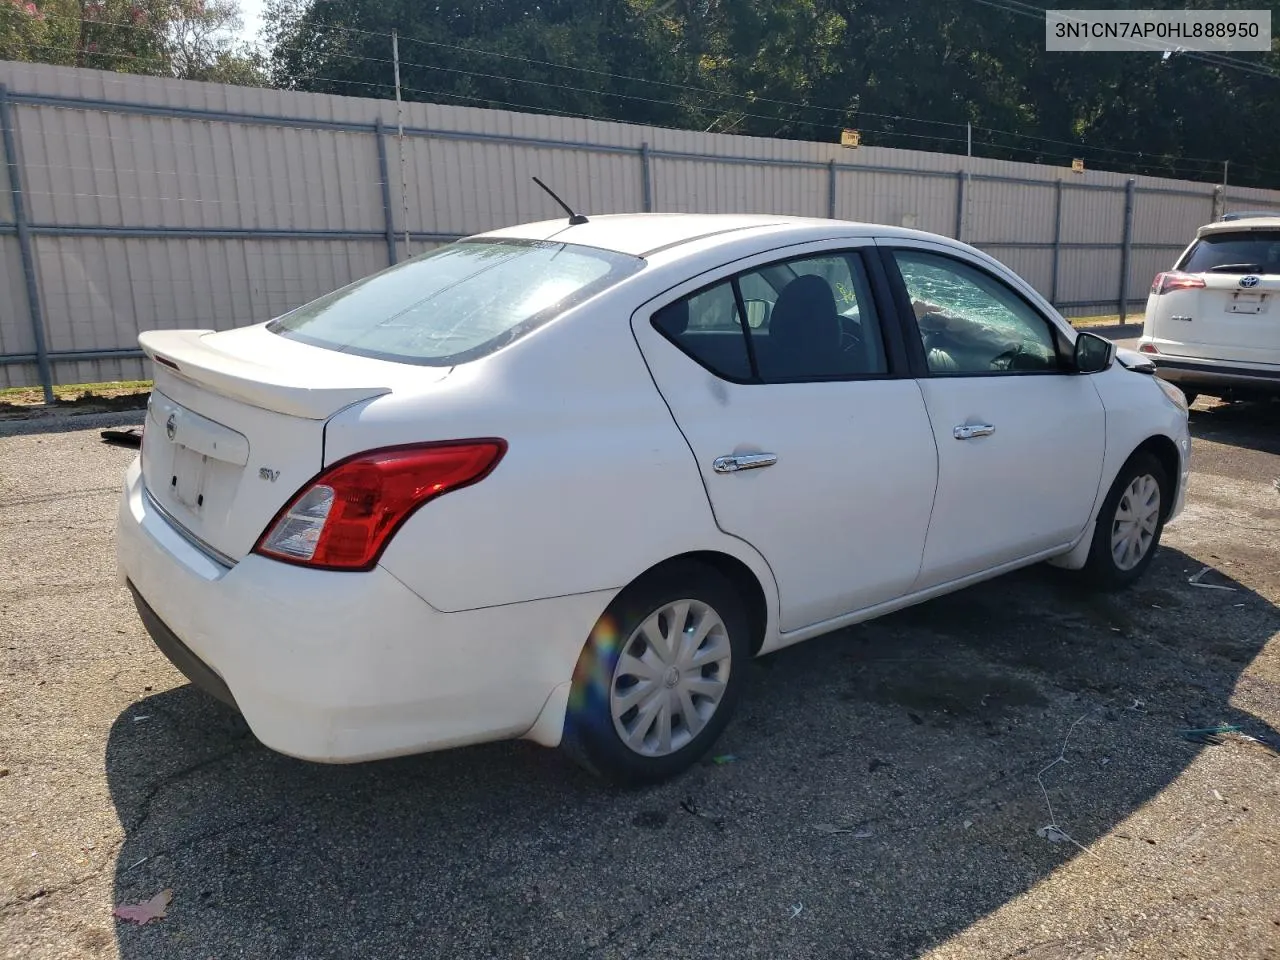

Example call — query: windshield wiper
[1206,263,1261,273]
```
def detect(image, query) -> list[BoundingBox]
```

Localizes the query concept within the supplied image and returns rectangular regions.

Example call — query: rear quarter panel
[323,284,780,622]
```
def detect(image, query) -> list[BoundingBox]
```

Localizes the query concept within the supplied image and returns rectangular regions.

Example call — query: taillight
[254,440,506,571]
[1151,272,1206,295]
[1139,343,1159,354]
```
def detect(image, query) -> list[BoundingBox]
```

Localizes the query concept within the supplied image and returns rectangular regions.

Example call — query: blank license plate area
[1228,292,1265,314]
[171,444,208,510]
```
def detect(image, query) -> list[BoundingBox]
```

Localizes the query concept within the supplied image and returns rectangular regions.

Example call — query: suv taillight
[1151,271,1207,295]
[254,440,506,571]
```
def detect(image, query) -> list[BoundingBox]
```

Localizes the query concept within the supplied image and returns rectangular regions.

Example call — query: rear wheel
[1079,452,1170,590]
[563,562,749,784]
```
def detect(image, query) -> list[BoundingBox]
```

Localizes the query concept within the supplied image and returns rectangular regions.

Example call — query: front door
[881,243,1107,590]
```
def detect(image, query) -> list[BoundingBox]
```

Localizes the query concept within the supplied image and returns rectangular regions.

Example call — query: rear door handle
[953,423,996,440]
[713,453,778,473]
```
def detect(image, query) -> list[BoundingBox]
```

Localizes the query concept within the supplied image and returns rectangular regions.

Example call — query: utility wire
[24,12,1276,182]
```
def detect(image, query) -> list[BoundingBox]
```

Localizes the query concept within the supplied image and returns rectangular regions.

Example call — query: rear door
[632,241,939,634]
[1160,227,1280,365]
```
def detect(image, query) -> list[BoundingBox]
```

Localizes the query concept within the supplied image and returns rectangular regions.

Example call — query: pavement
[1,401,1278,959]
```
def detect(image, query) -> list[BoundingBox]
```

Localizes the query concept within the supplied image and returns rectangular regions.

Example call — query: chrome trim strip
[143,487,237,570]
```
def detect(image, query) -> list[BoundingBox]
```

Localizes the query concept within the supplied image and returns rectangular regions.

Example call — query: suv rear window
[1179,231,1280,275]
[269,239,644,365]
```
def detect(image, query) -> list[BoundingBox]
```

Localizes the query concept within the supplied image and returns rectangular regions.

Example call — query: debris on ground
[711,754,738,765]
[813,823,872,839]
[100,426,144,448]
[1188,566,1237,591]
[1178,724,1242,745]
[1034,710,1103,859]
[789,903,804,920]
[814,824,855,839]
[1036,825,1070,844]
[679,797,725,831]
[112,889,173,925]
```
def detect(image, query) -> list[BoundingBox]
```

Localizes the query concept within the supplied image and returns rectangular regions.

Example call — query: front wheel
[1079,452,1170,590]
[562,562,750,785]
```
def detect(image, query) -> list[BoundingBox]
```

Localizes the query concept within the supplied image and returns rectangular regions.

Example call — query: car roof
[475,213,933,258]
[1199,216,1280,237]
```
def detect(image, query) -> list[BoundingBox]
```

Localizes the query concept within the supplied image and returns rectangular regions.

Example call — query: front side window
[652,250,888,383]
[270,239,644,365]
[892,250,1061,375]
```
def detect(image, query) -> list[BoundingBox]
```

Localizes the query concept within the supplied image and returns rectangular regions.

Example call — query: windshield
[269,239,644,365]
[1179,231,1280,274]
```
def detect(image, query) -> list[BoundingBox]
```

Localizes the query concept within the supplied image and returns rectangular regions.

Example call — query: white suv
[1140,214,1280,403]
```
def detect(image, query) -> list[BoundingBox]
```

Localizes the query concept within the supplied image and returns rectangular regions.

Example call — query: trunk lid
[139,325,450,562]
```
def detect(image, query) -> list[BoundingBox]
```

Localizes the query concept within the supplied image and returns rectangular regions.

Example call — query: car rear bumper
[128,583,238,708]
[1141,351,1280,395]
[116,458,609,762]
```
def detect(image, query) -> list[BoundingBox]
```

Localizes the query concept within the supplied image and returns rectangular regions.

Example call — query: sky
[238,0,266,42]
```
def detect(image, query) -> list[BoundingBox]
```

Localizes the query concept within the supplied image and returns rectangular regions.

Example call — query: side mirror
[1073,331,1115,374]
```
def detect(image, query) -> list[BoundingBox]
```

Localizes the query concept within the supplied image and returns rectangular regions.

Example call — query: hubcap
[609,599,732,758]
[1111,473,1161,571]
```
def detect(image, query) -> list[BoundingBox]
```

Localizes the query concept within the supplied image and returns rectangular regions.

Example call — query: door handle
[713,453,778,473]
[953,423,996,440]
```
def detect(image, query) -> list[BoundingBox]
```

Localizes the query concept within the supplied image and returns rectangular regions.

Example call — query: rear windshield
[1179,231,1280,275]
[269,238,644,365]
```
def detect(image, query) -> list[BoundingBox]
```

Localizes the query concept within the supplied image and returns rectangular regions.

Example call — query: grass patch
[1066,313,1145,328]
[0,379,151,415]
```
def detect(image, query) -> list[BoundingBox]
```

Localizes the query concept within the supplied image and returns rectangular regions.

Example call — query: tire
[1079,451,1170,590]
[562,561,750,785]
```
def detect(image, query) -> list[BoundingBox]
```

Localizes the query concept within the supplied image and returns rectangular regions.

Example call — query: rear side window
[1179,231,1280,274]
[653,281,754,380]
[269,239,644,365]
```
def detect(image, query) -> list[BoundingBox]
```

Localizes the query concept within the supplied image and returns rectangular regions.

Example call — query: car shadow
[1189,397,1280,457]
[104,546,1278,958]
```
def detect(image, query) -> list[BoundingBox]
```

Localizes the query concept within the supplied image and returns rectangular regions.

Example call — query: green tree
[1,0,266,84]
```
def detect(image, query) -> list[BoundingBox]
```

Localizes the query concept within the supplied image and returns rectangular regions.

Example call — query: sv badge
[258,467,281,482]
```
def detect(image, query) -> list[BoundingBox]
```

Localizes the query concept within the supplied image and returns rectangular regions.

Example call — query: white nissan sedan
[117,213,1191,783]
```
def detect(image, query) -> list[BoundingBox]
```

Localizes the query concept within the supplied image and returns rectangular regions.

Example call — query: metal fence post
[1050,180,1063,306]
[640,142,653,212]
[374,118,398,265]
[1118,178,1136,323]
[954,170,966,241]
[827,160,837,219]
[0,84,53,403]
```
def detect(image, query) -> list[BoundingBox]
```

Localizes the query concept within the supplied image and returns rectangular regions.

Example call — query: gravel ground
[1,401,1277,960]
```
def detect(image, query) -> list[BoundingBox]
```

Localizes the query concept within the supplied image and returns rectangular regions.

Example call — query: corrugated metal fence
[4,60,1280,396]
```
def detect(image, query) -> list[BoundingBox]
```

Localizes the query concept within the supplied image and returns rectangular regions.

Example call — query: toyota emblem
[1239,275,1260,288]
[165,413,176,441]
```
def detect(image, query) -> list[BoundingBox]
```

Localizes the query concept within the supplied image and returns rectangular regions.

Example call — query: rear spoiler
[138,329,392,420]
